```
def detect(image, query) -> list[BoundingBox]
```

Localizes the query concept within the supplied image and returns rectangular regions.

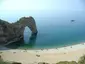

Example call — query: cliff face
[0,16,38,46]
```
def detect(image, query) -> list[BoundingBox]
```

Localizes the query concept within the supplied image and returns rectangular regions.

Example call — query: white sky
[0,0,85,22]
[0,0,84,11]
[0,0,57,11]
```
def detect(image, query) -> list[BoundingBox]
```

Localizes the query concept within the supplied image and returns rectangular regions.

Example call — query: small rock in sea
[71,20,75,22]
[12,62,22,64]
[36,54,40,57]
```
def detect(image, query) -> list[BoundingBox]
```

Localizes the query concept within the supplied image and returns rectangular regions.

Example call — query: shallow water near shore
[1,10,85,50]
[0,0,85,50]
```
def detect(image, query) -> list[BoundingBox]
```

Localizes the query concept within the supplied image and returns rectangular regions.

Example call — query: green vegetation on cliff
[56,61,77,64]
[0,58,11,64]
[78,55,85,64]
[56,55,85,64]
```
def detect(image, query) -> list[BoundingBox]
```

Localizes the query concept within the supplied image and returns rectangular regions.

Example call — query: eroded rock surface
[0,16,38,46]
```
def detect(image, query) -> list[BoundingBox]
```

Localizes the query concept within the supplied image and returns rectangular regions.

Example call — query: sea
[0,10,84,50]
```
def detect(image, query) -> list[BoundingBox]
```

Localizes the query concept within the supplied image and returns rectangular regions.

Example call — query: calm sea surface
[1,11,85,49]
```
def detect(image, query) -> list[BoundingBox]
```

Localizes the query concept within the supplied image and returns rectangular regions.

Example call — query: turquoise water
[4,11,85,49]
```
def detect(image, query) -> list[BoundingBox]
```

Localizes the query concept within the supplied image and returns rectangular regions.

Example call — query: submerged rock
[0,16,38,46]
[71,20,75,22]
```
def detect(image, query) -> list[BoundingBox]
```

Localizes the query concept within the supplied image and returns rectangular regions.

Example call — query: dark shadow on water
[0,34,37,50]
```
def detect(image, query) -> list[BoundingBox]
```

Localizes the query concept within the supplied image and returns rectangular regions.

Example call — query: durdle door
[0,16,38,46]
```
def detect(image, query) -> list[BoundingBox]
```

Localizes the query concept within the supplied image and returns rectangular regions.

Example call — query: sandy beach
[0,43,85,64]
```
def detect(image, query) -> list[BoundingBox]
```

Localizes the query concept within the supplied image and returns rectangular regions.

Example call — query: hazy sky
[0,0,85,22]
[0,0,84,11]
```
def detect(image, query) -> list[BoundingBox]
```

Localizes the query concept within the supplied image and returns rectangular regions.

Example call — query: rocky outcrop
[0,16,38,46]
